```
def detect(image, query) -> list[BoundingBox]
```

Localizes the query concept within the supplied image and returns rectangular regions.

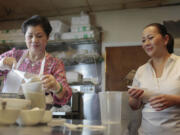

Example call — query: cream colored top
[133,54,180,135]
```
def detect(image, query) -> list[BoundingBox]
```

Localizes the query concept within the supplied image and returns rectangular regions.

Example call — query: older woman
[128,23,180,135]
[0,15,72,106]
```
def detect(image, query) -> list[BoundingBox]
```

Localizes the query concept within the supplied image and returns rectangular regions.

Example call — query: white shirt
[133,54,180,135]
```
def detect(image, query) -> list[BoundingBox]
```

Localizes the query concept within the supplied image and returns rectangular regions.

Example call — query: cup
[99,91,131,125]
[22,81,46,109]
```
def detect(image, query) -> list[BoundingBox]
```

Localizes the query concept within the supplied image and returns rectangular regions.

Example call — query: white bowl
[0,109,20,125]
[40,110,52,124]
[142,89,161,103]
[16,109,45,126]
[0,98,31,109]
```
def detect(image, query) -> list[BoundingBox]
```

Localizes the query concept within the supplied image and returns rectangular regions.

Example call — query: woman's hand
[41,74,60,92]
[149,94,178,111]
[3,57,17,69]
[128,88,144,100]
[128,88,144,110]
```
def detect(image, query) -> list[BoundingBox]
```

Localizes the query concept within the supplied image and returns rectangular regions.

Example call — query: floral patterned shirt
[0,48,72,105]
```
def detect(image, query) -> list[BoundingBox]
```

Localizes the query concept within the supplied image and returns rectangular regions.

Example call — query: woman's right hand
[3,57,17,69]
[128,88,144,110]
[128,88,144,100]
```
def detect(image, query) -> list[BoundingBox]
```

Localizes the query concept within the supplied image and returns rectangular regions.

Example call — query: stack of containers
[0,29,25,44]
[61,12,95,40]
[49,20,69,41]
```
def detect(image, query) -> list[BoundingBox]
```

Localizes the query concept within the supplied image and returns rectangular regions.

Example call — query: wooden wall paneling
[105,46,149,91]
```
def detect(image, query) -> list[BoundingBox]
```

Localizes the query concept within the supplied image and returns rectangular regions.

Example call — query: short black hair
[144,23,174,54]
[21,15,52,37]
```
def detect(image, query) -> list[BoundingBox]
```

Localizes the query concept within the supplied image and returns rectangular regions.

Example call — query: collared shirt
[0,48,72,105]
[133,54,180,107]
[133,54,180,135]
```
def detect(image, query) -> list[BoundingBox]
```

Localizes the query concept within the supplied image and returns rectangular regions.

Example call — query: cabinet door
[105,46,149,91]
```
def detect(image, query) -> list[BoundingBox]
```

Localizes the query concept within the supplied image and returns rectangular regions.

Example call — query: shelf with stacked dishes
[65,61,102,91]
[3,38,100,50]
[1,26,102,52]
[49,27,103,92]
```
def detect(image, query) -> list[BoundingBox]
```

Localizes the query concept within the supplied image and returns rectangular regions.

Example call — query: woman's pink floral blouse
[0,48,72,106]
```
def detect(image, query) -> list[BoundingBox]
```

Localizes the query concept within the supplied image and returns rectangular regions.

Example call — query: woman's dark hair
[144,23,174,54]
[21,15,52,37]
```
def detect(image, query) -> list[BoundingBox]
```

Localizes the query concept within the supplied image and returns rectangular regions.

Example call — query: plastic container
[99,91,131,125]
[22,81,46,109]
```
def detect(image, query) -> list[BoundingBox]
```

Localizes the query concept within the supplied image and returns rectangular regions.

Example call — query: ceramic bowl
[0,98,31,109]
[40,110,52,124]
[16,108,45,126]
[0,109,20,125]
[142,89,161,103]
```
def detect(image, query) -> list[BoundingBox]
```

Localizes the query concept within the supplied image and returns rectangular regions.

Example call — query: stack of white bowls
[0,98,52,126]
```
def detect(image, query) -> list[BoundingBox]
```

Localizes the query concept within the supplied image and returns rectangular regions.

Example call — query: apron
[2,50,46,94]
[138,80,180,135]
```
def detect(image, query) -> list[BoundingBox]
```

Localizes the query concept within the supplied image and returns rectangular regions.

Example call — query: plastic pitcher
[21,81,46,109]
[99,91,131,125]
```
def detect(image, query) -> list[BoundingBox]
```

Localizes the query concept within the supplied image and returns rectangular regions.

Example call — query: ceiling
[0,0,180,22]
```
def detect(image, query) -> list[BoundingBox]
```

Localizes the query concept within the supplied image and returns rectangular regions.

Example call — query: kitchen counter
[0,119,128,135]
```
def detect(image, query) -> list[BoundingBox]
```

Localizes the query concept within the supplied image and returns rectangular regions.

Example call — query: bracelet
[55,83,63,94]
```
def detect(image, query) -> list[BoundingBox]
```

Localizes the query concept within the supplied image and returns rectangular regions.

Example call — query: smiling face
[142,26,168,58]
[25,25,48,54]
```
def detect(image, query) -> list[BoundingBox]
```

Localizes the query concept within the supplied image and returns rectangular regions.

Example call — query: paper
[127,85,141,89]
[64,123,105,130]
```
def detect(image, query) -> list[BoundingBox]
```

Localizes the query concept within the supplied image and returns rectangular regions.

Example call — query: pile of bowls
[0,98,31,125]
[0,98,52,126]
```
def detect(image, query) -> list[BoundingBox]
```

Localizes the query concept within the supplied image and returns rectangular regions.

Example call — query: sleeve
[132,67,141,88]
[50,58,72,105]
[0,49,15,76]
[0,57,7,70]
[0,48,24,76]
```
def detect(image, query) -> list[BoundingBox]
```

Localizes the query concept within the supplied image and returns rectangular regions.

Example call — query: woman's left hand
[41,74,59,92]
[149,94,177,111]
